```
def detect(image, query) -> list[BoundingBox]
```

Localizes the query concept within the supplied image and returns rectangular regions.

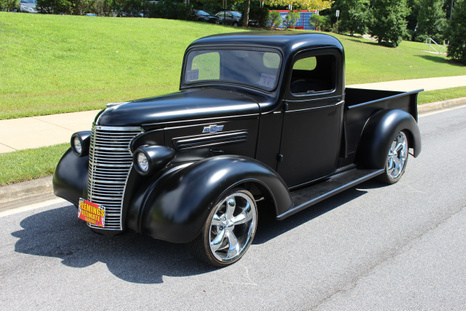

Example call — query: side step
[277,168,384,220]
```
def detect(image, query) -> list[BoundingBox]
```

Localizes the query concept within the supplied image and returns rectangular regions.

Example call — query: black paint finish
[53,33,421,244]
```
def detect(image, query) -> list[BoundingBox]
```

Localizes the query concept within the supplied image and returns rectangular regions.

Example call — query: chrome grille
[87,124,142,230]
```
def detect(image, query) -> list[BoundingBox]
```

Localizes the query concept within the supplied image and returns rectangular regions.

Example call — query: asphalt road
[1,106,465,310]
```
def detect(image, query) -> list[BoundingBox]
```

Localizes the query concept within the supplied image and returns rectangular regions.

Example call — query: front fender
[357,109,421,169]
[129,155,291,243]
[53,148,89,206]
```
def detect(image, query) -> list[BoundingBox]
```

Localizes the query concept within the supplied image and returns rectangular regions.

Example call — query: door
[277,50,344,187]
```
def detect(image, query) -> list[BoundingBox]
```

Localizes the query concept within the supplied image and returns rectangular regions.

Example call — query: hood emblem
[203,124,224,134]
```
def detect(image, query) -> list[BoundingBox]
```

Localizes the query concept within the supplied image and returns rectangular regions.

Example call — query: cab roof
[188,32,344,58]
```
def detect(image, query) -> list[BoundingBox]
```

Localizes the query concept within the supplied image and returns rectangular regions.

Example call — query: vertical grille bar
[87,124,142,230]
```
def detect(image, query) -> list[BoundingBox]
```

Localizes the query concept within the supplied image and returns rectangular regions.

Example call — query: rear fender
[131,155,291,243]
[357,109,421,169]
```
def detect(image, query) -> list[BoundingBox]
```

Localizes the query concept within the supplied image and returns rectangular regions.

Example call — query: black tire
[189,189,258,267]
[378,131,409,184]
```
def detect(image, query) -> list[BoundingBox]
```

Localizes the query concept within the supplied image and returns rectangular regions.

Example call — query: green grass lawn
[418,86,466,104]
[1,13,465,120]
[0,13,465,185]
[0,143,68,185]
[0,13,247,120]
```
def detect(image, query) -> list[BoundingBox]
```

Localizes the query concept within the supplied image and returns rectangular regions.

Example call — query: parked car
[54,33,421,267]
[19,0,38,13]
[194,10,219,23]
[215,10,259,27]
[215,10,242,26]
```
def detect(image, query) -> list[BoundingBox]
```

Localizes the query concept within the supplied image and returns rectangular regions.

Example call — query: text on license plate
[78,198,105,228]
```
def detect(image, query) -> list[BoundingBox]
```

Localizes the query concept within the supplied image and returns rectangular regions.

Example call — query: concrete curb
[0,176,56,211]
[418,97,466,114]
[1,99,466,212]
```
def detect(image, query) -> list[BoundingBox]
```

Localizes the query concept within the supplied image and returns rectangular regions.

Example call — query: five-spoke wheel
[190,189,258,267]
[379,131,409,184]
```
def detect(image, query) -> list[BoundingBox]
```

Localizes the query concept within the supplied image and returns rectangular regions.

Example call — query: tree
[368,0,410,47]
[443,0,459,19]
[333,0,369,36]
[445,0,466,64]
[406,0,421,40]
[416,0,446,42]
[242,0,251,26]
[0,0,18,11]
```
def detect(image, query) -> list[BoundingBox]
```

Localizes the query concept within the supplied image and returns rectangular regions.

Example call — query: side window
[186,52,220,82]
[290,54,336,95]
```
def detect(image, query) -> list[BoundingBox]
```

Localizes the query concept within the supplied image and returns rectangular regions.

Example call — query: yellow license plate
[78,198,105,228]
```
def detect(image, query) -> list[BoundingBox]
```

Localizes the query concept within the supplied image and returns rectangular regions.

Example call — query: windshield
[184,49,281,91]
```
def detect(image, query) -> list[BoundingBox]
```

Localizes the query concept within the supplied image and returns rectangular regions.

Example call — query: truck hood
[95,88,263,127]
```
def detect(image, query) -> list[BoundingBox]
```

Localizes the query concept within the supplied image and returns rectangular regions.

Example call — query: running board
[277,168,384,220]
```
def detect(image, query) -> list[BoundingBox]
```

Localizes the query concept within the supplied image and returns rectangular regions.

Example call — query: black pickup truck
[53,32,421,267]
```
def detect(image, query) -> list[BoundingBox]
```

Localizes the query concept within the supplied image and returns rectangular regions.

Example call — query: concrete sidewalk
[349,75,466,91]
[0,75,465,154]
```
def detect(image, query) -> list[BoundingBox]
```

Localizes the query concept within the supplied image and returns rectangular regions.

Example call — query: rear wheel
[378,131,409,184]
[189,189,258,267]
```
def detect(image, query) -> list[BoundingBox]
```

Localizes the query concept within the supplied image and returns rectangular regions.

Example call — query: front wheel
[189,189,258,267]
[378,131,409,184]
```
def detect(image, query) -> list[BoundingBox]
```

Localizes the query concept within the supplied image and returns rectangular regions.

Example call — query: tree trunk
[242,0,250,27]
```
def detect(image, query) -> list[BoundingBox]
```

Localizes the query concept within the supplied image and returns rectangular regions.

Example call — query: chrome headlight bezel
[71,131,91,157]
[133,145,175,176]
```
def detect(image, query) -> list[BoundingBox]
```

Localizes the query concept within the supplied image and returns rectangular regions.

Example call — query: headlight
[73,136,82,155]
[136,152,149,173]
[71,131,91,157]
[133,145,175,176]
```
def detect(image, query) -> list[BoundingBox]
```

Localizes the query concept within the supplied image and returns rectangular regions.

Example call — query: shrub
[284,11,300,29]
[0,0,18,11]
[269,10,282,28]
[249,5,269,28]
[37,0,95,15]
[445,0,466,64]
[310,14,329,31]
[111,0,146,17]
[92,0,112,16]
[147,1,194,20]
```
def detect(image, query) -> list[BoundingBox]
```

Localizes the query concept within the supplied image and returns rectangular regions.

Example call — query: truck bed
[343,87,422,159]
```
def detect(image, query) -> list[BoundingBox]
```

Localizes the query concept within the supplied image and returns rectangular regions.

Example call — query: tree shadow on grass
[346,37,380,47]
[12,180,381,284]
[417,54,464,67]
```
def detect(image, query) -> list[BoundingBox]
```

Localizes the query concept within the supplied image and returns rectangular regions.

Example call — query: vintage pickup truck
[53,32,421,267]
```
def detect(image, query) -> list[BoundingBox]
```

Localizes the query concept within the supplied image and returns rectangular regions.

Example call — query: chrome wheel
[209,191,257,263]
[382,131,409,184]
[190,189,258,267]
